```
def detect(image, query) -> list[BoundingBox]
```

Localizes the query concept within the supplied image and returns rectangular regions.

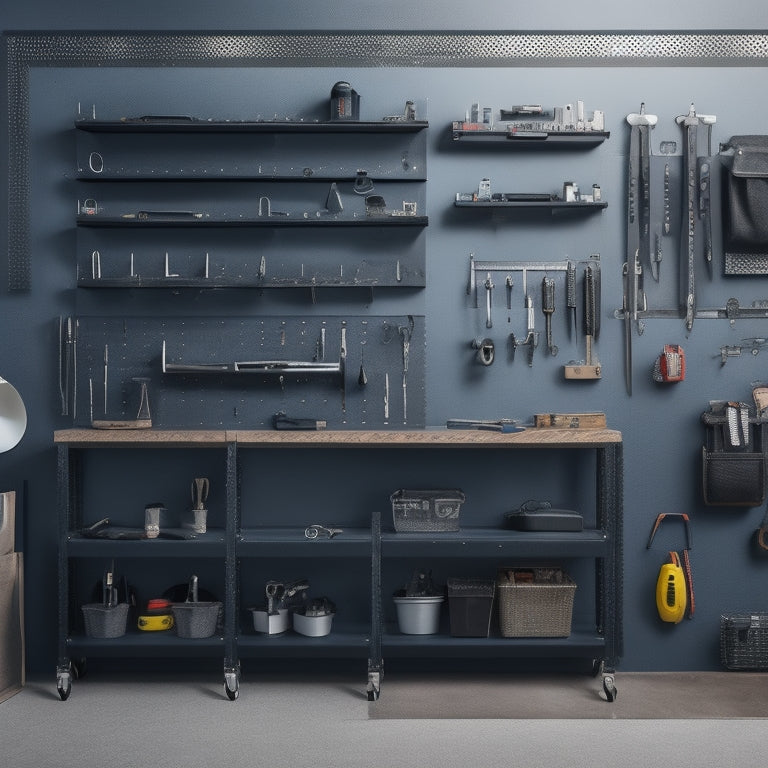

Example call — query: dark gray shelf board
[77,216,428,228]
[76,119,429,134]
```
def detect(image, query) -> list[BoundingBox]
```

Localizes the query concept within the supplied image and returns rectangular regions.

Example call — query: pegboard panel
[64,315,425,429]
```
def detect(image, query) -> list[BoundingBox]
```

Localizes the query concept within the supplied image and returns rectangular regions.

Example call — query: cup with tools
[183,477,209,534]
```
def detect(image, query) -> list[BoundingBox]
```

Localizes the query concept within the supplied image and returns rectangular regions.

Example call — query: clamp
[304,524,343,539]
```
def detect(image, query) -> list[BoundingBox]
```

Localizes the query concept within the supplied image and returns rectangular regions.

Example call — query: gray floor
[1,672,767,768]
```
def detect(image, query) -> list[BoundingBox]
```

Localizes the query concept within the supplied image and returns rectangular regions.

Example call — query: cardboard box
[0,491,15,555]
[0,551,24,702]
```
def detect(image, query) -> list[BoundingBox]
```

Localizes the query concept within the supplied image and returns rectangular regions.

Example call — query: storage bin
[497,568,576,638]
[720,613,768,669]
[390,489,465,532]
[393,594,444,634]
[447,578,495,637]
[171,601,222,638]
[81,603,129,639]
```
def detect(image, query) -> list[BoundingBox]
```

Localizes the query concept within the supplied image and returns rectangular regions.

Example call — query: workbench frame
[55,427,622,701]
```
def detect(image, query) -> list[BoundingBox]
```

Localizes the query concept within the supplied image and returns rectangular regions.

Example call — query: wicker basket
[720,613,768,670]
[497,568,576,638]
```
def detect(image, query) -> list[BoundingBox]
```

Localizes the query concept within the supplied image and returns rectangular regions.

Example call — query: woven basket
[720,613,768,670]
[497,568,576,638]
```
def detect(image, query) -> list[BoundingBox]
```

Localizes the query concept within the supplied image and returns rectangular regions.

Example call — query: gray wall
[3,4,768,676]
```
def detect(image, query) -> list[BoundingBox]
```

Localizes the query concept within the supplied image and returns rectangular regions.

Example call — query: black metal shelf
[451,128,610,146]
[76,118,429,134]
[65,530,226,557]
[381,630,606,658]
[380,527,608,558]
[454,200,607,212]
[77,215,428,228]
[237,527,371,558]
[67,632,224,657]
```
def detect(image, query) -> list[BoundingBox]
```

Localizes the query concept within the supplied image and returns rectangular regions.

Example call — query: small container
[390,489,465,532]
[171,601,222,638]
[251,607,290,635]
[447,578,495,637]
[81,603,129,638]
[292,597,335,637]
[393,594,444,635]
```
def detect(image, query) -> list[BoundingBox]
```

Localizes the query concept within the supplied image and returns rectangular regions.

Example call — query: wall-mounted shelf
[455,200,606,212]
[77,214,428,228]
[76,118,429,134]
[451,128,610,146]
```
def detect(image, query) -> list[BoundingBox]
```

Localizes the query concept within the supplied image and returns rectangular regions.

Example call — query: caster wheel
[224,668,240,701]
[57,672,72,701]
[603,675,617,702]
[366,685,380,702]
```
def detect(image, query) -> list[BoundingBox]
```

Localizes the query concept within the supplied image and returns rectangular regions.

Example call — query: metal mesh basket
[81,603,129,639]
[497,568,576,638]
[171,602,222,638]
[720,613,768,669]
[391,489,464,532]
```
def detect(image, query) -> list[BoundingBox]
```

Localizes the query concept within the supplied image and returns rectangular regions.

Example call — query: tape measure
[655,551,687,623]
[137,614,174,631]
[647,513,695,623]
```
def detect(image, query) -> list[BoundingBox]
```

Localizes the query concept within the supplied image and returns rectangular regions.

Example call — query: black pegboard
[64,315,425,429]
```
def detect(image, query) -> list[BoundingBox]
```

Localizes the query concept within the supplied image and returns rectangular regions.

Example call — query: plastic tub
[393,595,444,634]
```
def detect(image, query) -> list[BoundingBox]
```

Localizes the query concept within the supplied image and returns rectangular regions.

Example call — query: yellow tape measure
[655,551,687,624]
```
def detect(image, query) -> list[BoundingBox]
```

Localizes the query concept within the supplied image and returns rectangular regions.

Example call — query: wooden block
[533,412,607,429]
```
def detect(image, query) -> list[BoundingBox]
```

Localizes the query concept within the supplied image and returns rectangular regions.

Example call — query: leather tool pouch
[722,135,768,275]
[701,401,767,506]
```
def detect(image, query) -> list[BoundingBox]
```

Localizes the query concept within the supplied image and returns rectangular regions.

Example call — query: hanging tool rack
[467,254,601,373]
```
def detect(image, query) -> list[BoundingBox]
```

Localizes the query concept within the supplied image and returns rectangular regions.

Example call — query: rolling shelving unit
[55,427,622,702]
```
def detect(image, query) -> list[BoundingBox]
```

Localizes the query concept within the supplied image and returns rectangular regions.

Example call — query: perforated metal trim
[7,31,768,290]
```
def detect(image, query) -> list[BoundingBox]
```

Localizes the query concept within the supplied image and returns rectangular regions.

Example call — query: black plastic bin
[447,578,495,637]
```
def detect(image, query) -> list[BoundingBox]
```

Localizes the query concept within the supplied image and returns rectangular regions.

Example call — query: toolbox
[390,489,465,532]
[720,613,768,670]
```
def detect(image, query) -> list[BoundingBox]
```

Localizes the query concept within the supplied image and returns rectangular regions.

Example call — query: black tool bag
[701,401,768,506]
[722,135,768,274]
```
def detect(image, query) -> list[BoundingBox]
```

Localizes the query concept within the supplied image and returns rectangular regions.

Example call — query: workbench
[54,427,622,701]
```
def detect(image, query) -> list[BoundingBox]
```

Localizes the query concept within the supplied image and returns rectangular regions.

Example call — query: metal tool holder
[59,315,426,429]
[74,111,428,293]
[611,104,768,391]
[467,254,601,370]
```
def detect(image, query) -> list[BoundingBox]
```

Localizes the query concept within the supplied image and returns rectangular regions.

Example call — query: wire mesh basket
[390,489,465,532]
[720,613,768,670]
[171,602,222,638]
[81,603,129,639]
[497,568,576,638]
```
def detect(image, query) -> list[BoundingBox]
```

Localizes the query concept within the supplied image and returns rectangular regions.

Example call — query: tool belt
[722,135,768,275]
[701,398,768,506]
